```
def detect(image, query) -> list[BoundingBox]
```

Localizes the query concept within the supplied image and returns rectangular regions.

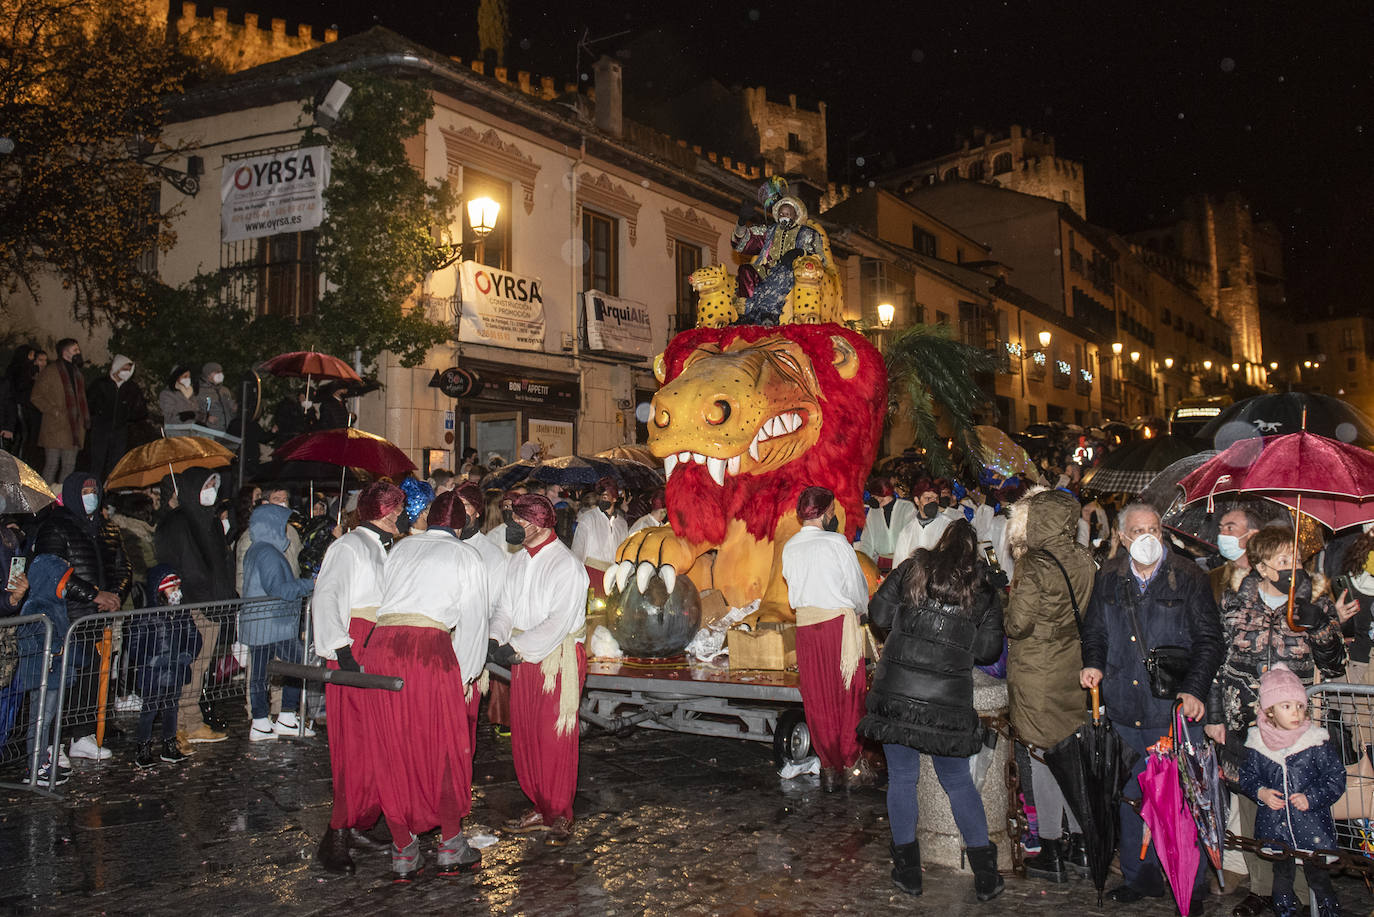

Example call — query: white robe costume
[856,498,917,563]
[491,536,589,664]
[892,511,952,565]
[311,525,388,660]
[570,508,628,568]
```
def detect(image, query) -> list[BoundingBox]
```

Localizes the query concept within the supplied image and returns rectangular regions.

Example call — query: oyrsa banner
[458,261,545,350]
[583,290,653,358]
[221,146,330,243]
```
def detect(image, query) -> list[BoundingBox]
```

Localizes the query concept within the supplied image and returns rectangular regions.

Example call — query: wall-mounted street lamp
[1164,357,1174,369]
[1129,351,1141,363]
[1269,361,1279,370]
[1231,362,1240,372]
[1203,360,1213,371]
[1112,341,1123,355]
[438,196,502,269]
[1038,331,1052,348]
[877,302,895,329]
[125,136,202,196]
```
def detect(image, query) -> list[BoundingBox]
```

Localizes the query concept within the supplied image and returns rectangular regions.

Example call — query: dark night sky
[219,1,1374,313]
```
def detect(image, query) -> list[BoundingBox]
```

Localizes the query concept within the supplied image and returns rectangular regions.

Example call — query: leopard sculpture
[688,264,739,329]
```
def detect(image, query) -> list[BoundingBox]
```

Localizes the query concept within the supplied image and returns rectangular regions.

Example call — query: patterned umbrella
[529,455,618,487]
[974,425,1037,478]
[1080,435,1200,497]
[482,459,538,491]
[106,436,235,490]
[0,452,55,513]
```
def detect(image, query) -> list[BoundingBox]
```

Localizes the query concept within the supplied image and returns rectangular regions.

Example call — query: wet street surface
[1,715,1367,916]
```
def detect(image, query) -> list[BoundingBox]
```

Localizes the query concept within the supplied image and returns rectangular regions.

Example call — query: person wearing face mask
[129,567,200,769]
[781,486,874,791]
[311,481,404,875]
[32,471,129,761]
[155,468,234,743]
[159,365,206,427]
[1335,527,1374,688]
[1209,506,1265,603]
[1080,503,1223,909]
[196,362,237,433]
[488,494,589,845]
[86,355,148,480]
[1206,525,1352,916]
[891,480,951,565]
[234,487,302,597]
[857,476,916,573]
[29,338,90,486]
[570,477,628,580]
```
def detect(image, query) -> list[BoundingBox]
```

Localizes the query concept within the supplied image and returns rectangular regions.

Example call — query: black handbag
[1122,579,1192,699]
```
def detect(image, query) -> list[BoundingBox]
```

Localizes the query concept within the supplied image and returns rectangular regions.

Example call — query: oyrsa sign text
[233,153,320,190]
[471,268,543,304]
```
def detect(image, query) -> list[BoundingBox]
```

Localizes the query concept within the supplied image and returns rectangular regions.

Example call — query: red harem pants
[364,624,473,848]
[795,616,866,770]
[326,617,381,830]
[510,643,587,823]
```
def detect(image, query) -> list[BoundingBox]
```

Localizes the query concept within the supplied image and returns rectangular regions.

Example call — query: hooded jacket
[1005,489,1096,748]
[1239,723,1345,851]
[14,554,98,693]
[857,554,1004,758]
[153,467,233,607]
[196,362,237,432]
[87,356,147,435]
[240,502,314,646]
[125,564,202,700]
[31,472,131,619]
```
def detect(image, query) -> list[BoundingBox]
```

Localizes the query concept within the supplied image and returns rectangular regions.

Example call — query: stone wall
[170,3,336,73]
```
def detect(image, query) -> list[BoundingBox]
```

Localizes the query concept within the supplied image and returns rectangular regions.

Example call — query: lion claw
[614,560,633,594]
[661,564,677,594]
[636,562,655,596]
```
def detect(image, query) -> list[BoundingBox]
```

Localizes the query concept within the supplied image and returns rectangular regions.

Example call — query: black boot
[1065,833,1090,877]
[890,840,922,896]
[1024,837,1068,883]
[134,741,157,769]
[966,843,1005,902]
[348,827,388,852]
[316,827,356,875]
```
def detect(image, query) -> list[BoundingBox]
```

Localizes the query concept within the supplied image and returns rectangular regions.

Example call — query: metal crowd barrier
[1307,681,1374,864]
[42,597,312,784]
[0,614,57,793]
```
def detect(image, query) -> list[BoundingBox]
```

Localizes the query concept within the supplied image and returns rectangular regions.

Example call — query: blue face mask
[1217,534,1245,561]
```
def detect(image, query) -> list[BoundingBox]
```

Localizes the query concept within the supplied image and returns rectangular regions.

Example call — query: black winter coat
[153,467,234,607]
[1081,551,1224,731]
[31,472,132,619]
[857,557,1004,758]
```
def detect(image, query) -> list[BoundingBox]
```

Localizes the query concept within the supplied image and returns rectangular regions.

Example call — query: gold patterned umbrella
[106,436,235,490]
[974,425,1038,479]
[595,445,660,467]
[0,452,56,513]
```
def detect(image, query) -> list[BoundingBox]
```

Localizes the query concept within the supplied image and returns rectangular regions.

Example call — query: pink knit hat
[1258,664,1307,711]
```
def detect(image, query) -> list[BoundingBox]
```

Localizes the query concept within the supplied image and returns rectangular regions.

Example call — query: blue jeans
[883,743,989,848]
[1115,723,1211,896]
[248,639,303,720]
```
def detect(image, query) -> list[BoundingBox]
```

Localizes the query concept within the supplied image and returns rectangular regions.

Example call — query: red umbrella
[259,351,361,382]
[274,428,415,480]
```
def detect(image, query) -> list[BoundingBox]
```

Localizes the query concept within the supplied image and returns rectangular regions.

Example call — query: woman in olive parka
[1005,488,1097,882]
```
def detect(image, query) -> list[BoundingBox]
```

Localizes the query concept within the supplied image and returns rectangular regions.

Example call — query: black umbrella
[602,457,663,491]
[317,377,383,399]
[1043,686,1141,905]
[1198,392,1374,450]
[1080,435,1200,497]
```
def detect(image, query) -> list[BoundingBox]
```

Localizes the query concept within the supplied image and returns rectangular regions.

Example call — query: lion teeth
[663,454,678,479]
[692,452,707,464]
[706,456,726,486]
[726,454,741,476]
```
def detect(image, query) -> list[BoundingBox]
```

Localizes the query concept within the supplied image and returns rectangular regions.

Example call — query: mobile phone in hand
[1333,573,1356,601]
[7,556,25,590]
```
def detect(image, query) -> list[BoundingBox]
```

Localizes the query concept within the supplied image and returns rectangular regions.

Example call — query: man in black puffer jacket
[1080,502,1223,910]
[32,471,129,760]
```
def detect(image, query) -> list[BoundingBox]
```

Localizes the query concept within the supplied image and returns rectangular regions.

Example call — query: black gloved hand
[178,411,197,422]
[737,197,755,222]
[1292,600,1328,629]
[778,248,803,270]
[988,569,1010,592]
[486,638,521,668]
[335,645,361,673]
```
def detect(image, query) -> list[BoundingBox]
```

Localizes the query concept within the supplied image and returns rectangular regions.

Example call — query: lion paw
[609,526,698,597]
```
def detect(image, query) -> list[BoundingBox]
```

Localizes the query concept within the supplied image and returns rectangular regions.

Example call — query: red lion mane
[660,323,887,544]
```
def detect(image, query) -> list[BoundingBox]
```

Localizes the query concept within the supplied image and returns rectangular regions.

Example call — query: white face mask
[115,368,132,382]
[301,400,313,411]
[200,486,217,507]
[81,493,99,514]
[1260,589,1289,609]
[211,372,224,384]
[1128,532,1164,567]
[1217,534,1246,562]
[165,588,183,605]
[177,377,193,392]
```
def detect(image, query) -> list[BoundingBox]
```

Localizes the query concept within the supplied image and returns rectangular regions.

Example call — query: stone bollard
[914,670,1011,871]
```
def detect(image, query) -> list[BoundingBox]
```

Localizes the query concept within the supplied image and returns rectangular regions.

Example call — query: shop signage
[221,146,330,242]
[430,366,578,408]
[458,261,545,350]
[584,290,654,358]
[529,419,573,458]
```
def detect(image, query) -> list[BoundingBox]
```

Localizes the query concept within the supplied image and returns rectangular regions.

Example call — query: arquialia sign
[583,290,654,358]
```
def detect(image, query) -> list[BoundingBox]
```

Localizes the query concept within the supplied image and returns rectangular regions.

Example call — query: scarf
[59,361,89,443]
[537,625,586,737]
[1257,712,1310,751]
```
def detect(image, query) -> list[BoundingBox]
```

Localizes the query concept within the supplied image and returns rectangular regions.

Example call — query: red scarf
[58,361,89,442]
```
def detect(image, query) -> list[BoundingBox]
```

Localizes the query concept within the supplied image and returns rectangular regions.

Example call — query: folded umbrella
[1174,707,1227,883]
[0,452,56,513]
[106,436,235,491]
[1043,685,1140,905]
[1138,725,1201,916]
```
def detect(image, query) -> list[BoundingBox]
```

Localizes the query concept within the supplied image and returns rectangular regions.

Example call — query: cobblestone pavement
[1,716,1368,916]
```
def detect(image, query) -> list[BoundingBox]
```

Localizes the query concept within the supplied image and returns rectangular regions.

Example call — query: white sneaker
[69,735,113,760]
[49,745,71,769]
[249,717,277,742]
[273,715,316,738]
[114,694,142,713]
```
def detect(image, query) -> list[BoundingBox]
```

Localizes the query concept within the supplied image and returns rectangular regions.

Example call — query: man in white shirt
[456,482,511,745]
[311,481,402,875]
[570,476,628,582]
[363,492,489,880]
[489,494,589,845]
[891,480,951,565]
[627,489,667,536]
[856,476,916,572]
[781,486,874,791]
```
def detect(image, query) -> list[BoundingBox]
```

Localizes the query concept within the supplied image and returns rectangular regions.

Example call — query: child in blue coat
[1238,664,1345,917]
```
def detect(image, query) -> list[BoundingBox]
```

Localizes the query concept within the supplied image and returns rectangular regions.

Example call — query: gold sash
[513,623,588,737]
